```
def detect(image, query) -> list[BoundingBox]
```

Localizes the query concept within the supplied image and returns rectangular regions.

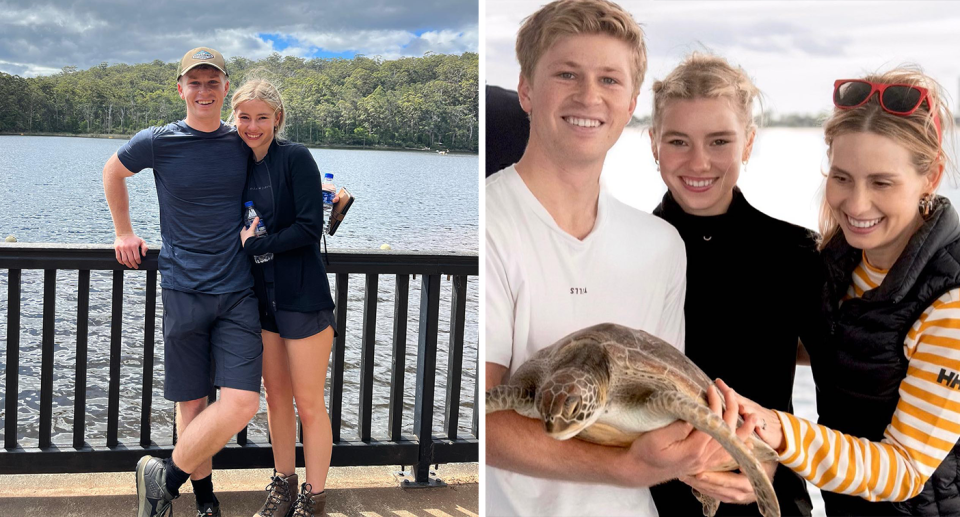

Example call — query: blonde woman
[232,78,334,517]
[724,69,960,516]
[646,53,817,516]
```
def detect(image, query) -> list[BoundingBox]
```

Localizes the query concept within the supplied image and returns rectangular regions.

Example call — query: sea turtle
[486,322,780,517]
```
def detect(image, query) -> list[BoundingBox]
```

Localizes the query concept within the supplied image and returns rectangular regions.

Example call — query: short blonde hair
[516,0,646,95]
[651,52,760,135]
[819,67,955,247]
[229,77,286,137]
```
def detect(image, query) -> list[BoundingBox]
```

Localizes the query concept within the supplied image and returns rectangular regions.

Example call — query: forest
[0,52,479,152]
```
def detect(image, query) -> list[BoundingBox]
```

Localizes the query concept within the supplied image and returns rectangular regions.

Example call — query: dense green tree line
[0,52,478,152]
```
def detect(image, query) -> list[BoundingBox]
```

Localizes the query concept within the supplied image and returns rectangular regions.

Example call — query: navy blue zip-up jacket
[243,138,334,313]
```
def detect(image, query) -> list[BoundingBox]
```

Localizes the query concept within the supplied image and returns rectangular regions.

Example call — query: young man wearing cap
[103,47,259,517]
[485,1,751,516]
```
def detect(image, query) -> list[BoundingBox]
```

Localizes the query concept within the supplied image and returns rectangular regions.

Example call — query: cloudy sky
[486,0,960,116]
[0,0,478,77]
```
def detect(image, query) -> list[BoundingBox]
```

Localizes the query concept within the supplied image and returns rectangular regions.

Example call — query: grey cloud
[0,0,478,76]
[647,19,851,58]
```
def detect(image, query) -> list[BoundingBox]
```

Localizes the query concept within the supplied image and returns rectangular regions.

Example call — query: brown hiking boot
[253,471,297,517]
[290,483,326,517]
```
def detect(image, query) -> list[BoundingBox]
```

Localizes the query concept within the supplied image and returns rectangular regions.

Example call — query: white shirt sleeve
[659,233,687,353]
[485,222,515,369]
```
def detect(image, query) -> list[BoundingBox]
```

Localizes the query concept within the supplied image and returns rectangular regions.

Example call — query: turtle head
[537,367,609,440]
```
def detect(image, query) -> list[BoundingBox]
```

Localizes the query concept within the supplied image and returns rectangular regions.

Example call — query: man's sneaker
[135,455,177,517]
[196,500,221,517]
[255,471,298,517]
[290,483,326,517]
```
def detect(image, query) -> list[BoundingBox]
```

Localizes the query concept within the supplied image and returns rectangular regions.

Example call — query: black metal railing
[0,244,478,483]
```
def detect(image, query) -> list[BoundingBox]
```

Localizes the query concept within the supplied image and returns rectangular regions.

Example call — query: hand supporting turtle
[626,383,751,478]
[679,379,780,506]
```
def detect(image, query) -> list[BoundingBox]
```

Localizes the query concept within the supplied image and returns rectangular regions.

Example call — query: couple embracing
[103,47,335,517]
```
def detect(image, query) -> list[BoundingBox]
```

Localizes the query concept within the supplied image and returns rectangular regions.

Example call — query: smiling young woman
[647,52,819,517]
[727,68,960,517]
[229,78,337,517]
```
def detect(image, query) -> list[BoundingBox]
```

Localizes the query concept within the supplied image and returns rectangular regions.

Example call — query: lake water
[602,127,960,517]
[0,135,479,449]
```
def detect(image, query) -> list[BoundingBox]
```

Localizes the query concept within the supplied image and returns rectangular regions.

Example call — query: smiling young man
[102,47,258,517]
[485,1,743,516]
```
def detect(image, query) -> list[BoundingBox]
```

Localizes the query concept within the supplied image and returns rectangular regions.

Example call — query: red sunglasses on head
[833,79,942,144]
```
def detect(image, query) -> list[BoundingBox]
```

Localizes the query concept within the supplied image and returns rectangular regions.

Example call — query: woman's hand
[240,216,259,247]
[678,379,780,505]
[717,378,784,452]
[671,379,766,475]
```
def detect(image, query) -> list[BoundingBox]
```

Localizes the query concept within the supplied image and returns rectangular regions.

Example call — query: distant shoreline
[0,132,478,155]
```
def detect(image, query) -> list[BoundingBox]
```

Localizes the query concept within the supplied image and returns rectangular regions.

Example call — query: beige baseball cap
[177,47,228,79]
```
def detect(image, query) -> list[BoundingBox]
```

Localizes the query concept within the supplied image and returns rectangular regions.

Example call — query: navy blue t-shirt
[117,120,253,294]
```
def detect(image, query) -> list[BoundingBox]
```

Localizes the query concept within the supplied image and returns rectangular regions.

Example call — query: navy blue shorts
[161,288,263,401]
[260,284,336,340]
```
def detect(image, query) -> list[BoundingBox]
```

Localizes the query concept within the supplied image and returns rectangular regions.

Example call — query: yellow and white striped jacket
[777,258,960,501]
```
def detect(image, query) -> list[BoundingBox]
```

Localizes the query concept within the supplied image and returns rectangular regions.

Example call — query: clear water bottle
[321,172,336,235]
[243,201,273,264]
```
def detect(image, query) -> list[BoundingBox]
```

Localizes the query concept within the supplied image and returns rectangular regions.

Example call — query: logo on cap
[193,50,214,60]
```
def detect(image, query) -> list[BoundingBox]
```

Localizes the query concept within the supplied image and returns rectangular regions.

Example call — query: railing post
[39,269,57,449]
[473,338,479,438]
[444,275,467,439]
[413,274,441,484]
[107,270,123,448]
[4,269,21,449]
[389,274,410,441]
[139,270,156,448]
[330,273,349,443]
[359,274,378,442]
[74,270,90,449]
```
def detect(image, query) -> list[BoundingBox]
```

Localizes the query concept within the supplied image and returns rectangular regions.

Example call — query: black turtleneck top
[649,187,822,517]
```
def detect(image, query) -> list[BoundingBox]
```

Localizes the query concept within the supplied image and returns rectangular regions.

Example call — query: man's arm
[103,152,147,269]
[486,363,744,487]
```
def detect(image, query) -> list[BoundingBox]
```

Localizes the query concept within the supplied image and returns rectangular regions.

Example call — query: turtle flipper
[486,385,536,415]
[647,390,780,517]
[692,488,720,517]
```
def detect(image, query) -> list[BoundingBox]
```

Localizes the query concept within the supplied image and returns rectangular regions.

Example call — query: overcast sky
[486,0,960,116]
[0,0,478,77]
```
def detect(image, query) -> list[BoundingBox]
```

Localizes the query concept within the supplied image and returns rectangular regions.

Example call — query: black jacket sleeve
[243,145,325,256]
[796,230,826,358]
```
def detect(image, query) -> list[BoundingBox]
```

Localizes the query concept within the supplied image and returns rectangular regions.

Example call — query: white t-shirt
[486,166,687,517]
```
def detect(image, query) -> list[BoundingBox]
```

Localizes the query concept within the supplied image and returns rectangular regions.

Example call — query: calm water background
[603,127,960,517]
[0,135,478,449]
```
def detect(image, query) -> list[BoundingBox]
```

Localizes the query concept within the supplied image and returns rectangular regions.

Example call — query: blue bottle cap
[324,173,334,179]
[244,201,254,207]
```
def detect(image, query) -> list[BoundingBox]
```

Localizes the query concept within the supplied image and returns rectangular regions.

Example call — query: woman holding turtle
[647,53,819,517]
[724,68,960,516]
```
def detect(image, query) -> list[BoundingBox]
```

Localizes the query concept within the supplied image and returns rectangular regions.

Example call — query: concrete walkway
[0,464,478,517]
